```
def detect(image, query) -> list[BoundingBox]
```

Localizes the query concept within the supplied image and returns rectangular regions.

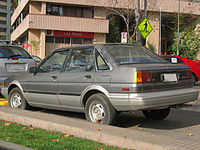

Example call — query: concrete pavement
[0,106,200,150]
[0,140,33,150]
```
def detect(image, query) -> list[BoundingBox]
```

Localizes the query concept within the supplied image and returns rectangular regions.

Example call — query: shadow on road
[29,106,200,131]
[116,108,200,130]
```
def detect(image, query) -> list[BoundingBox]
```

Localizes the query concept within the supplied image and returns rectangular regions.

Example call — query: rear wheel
[85,93,117,125]
[8,87,30,110]
[142,108,170,120]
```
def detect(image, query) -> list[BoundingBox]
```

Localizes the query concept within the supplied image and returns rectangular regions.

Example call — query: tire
[142,108,170,120]
[8,87,30,110]
[85,93,117,125]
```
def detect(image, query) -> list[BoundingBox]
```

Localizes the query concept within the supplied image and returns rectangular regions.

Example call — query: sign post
[138,18,153,39]
[121,32,127,43]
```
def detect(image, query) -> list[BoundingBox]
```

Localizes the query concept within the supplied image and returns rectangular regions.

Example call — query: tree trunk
[135,0,143,45]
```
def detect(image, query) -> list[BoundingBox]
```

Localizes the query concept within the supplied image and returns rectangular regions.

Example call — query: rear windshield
[0,46,31,59]
[105,45,167,64]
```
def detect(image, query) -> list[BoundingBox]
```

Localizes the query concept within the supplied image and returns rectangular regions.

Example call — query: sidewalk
[0,106,200,150]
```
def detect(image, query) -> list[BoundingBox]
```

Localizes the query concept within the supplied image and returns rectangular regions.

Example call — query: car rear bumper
[109,88,198,111]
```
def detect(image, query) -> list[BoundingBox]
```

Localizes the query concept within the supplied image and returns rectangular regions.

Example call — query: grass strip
[0,120,129,150]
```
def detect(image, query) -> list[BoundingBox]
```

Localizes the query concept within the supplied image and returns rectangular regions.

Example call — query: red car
[160,55,200,84]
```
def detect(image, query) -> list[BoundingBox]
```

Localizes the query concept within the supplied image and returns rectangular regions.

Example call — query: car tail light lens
[133,71,151,83]
[35,61,37,67]
[11,58,19,60]
[186,69,192,79]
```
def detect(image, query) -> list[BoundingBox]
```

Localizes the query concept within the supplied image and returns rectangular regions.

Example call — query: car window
[105,45,167,64]
[96,51,109,70]
[38,50,69,73]
[65,47,95,72]
[0,46,31,59]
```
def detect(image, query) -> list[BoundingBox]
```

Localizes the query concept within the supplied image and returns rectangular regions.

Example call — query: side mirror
[29,67,37,74]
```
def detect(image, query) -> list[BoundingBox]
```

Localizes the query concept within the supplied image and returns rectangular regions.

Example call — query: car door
[25,50,69,106]
[57,46,95,108]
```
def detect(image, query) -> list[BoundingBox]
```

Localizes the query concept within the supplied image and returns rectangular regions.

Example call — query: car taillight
[12,58,19,60]
[133,71,151,83]
[186,69,192,79]
[35,61,37,67]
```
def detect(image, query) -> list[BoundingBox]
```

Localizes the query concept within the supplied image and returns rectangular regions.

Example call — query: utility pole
[159,7,162,55]
[177,0,180,56]
[135,0,142,45]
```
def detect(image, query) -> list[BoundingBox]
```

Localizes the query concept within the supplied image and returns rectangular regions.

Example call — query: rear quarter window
[0,46,31,59]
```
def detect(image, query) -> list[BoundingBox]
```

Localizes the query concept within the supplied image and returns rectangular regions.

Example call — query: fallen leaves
[52,139,60,142]
[4,123,11,126]
[64,133,71,138]
[185,133,193,136]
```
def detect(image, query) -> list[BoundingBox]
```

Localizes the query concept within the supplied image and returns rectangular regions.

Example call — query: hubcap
[89,102,105,123]
[10,93,22,108]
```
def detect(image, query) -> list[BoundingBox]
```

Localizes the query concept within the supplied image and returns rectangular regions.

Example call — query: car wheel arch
[8,80,23,95]
[81,85,110,107]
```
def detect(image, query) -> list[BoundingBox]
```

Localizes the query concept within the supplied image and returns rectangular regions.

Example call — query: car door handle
[84,75,91,79]
[51,75,57,80]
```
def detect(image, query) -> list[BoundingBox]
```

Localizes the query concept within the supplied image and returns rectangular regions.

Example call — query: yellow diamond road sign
[138,18,153,39]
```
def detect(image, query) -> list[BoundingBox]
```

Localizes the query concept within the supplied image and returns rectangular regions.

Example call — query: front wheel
[8,87,30,110]
[142,108,170,120]
[85,93,117,125]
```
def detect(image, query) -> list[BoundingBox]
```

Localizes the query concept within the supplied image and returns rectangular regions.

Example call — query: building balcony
[11,14,109,41]
[12,0,200,24]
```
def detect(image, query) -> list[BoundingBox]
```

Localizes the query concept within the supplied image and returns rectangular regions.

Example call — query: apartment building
[11,0,200,58]
[0,0,11,40]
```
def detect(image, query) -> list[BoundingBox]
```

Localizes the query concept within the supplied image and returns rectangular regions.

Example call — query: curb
[0,106,200,150]
[0,99,8,106]
[0,140,33,150]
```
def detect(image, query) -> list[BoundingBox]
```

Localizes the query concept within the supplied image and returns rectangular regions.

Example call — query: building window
[71,38,82,44]
[0,20,6,25]
[0,28,6,32]
[47,4,94,18]
[0,5,7,9]
[47,5,63,16]
[0,12,6,17]
[55,37,64,43]
[46,36,54,43]
[64,37,70,44]
[83,38,93,44]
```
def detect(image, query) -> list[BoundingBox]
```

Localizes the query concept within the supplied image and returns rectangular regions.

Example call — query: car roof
[53,43,143,52]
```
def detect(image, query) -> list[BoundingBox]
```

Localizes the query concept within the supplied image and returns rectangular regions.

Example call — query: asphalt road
[1,85,200,144]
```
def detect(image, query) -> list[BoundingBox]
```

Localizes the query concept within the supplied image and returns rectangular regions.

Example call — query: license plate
[163,73,177,82]
[5,63,26,72]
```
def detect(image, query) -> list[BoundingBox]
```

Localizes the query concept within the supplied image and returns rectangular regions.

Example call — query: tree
[171,25,200,60]
[106,0,135,43]
[30,40,40,55]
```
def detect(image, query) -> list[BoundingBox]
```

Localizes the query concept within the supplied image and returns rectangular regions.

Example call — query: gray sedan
[1,44,198,125]
[0,41,35,90]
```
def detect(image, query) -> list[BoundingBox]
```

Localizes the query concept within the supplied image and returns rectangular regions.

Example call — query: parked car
[1,44,198,125]
[0,40,36,90]
[32,55,42,65]
[160,55,200,85]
